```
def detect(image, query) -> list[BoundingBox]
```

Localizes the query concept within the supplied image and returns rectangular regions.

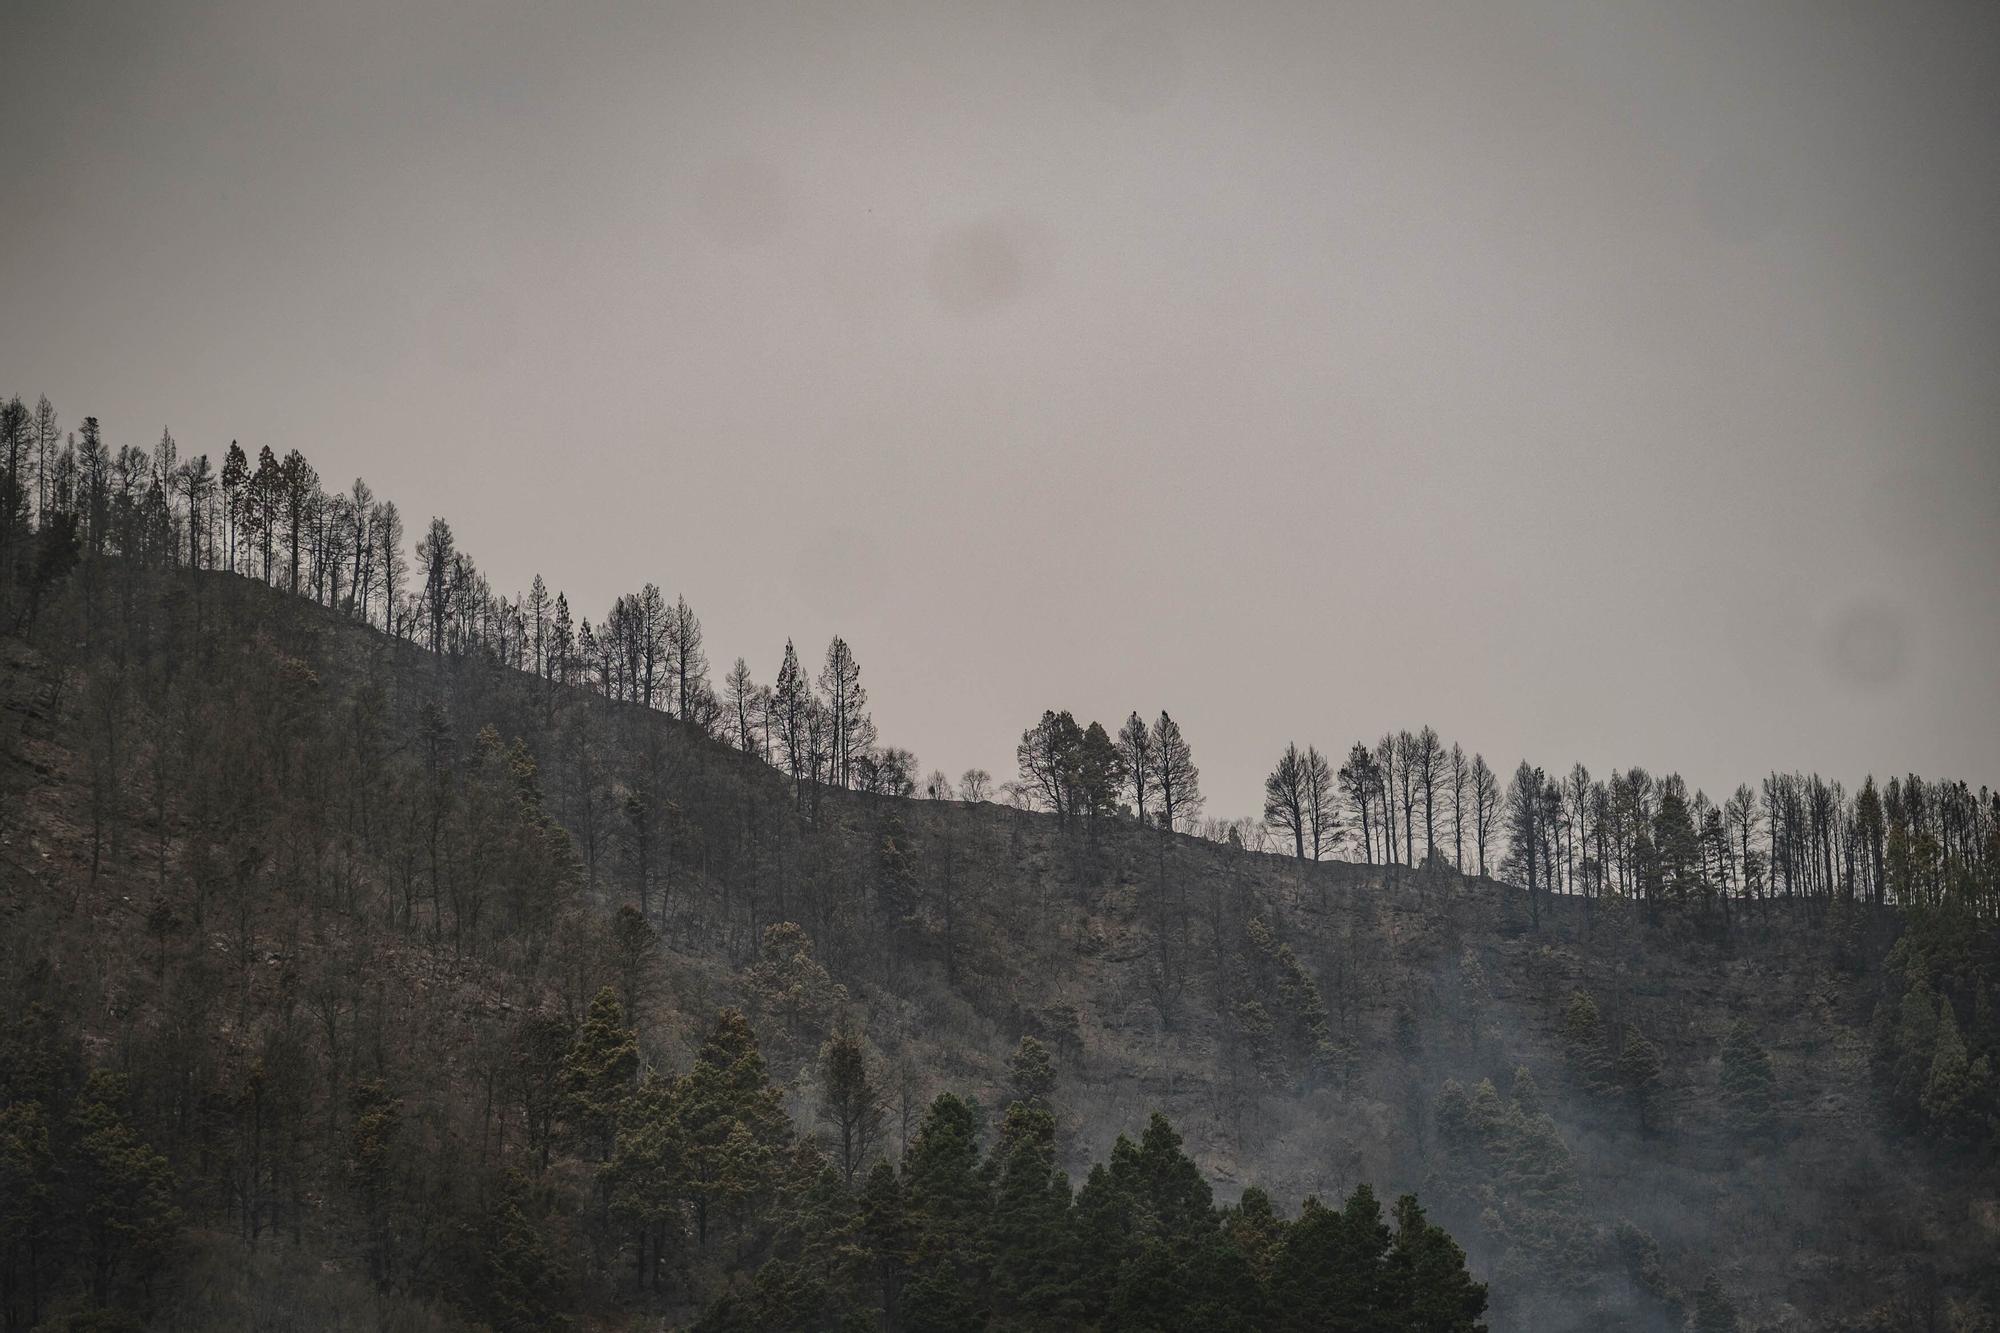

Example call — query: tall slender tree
[1414,725,1444,865]
[1264,744,1310,860]
[1471,754,1499,879]
[1118,711,1156,825]
[1339,743,1378,865]
[1152,712,1202,834]
[819,637,868,789]
[1448,743,1469,872]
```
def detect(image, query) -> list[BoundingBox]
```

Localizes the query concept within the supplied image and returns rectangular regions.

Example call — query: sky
[4,1,1998,818]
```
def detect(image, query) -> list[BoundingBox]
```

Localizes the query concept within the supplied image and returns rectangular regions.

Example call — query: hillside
[3,565,1997,1331]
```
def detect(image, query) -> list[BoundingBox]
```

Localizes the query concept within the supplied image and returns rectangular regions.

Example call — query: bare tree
[668,594,708,719]
[1504,761,1548,929]
[1471,753,1499,878]
[1374,733,1400,867]
[279,448,318,596]
[1117,711,1155,824]
[33,395,58,523]
[417,516,455,654]
[1448,742,1469,872]
[1394,729,1419,868]
[1338,743,1377,864]
[774,640,809,799]
[347,479,376,617]
[1414,725,1444,865]
[176,454,214,571]
[1264,743,1310,859]
[817,1026,884,1186]
[1303,744,1338,859]
[1565,763,1594,899]
[373,501,405,636]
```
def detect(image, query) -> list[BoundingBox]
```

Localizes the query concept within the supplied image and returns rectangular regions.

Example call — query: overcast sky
[5,1,1997,816]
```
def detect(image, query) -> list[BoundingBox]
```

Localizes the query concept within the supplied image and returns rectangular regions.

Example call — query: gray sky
[5,1,1998,816]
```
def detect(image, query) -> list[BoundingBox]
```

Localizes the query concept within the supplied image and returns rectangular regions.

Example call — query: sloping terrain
[2,568,1994,1330]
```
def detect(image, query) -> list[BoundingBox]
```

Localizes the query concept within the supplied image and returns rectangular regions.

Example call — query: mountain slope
[2,566,1994,1331]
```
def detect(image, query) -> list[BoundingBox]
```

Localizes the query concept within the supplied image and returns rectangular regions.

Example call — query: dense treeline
[0,399,1493,1328]
[1233,726,1996,931]
[8,393,1991,925]
[0,395,933,813]
[5,394,1999,1327]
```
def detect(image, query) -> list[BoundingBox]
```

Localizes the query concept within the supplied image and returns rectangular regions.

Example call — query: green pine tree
[985,1102,1075,1324]
[1561,991,1607,1089]
[66,1072,181,1310]
[1689,1273,1740,1333]
[859,1160,911,1326]
[1920,1001,1995,1143]
[347,1078,400,1286]
[1718,1020,1776,1141]
[1390,1193,1489,1333]
[1614,1025,1665,1131]
[676,1009,792,1245]
[903,1093,989,1270]
[607,1070,684,1291]
[1007,1035,1057,1114]
[476,1170,572,1333]
[558,987,638,1161]
[0,1099,58,1328]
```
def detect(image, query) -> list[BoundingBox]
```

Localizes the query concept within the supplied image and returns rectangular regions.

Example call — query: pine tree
[818,636,868,789]
[0,1100,57,1328]
[477,1170,572,1333]
[902,1093,988,1265]
[558,987,638,1161]
[1561,991,1608,1089]
[608,904,658,1016]
[1007,1035,1057,1114]
[859,1160,911,1322]
[1689,1273,1740,1333]
[66,1072,181,1308]
[347,1079,400,1286]
[1076,720,1126,824]
[1118,711,1156,824]
[818,1026,884,1186]
[774,640,809,800]
[1129,1112,1213,1245]
[1151,711,1203,832]
[607,1071,685,1292]
[985,1102,1075,1323]
[1920,1001,1994,1142]
[901,1256,982,1333]
[1340,743,1380,864]
[675,1010,792,1245]
[1270,1189,1390,1333]
[512,1010,573,1173]
[1069,1157,1136,1323]
[1614,1025,1665,1131]
[741,923,849,1059]
[1719,1020,1776,1141]
[1391,1193,1489,1332]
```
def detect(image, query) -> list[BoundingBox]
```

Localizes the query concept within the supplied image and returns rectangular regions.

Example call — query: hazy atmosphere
[5,0,1997,813]
[10,6,2000,1332]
